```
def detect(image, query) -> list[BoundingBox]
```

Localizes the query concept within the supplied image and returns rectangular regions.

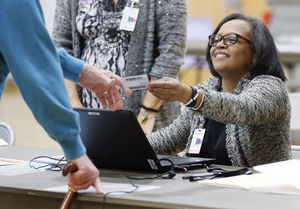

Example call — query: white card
[119,7,139,31]
[188,129,206,154]
[121,74,149,91]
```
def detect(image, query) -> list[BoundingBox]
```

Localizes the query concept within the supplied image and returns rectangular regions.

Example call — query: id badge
[119,7,139,31]
[121,74,149,91]
[188,129,206,154]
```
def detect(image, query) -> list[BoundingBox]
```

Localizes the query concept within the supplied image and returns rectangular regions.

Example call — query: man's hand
[78,64,131,111]
[67,154,103,194]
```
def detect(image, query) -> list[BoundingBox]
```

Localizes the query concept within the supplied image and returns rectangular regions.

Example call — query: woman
[53,0,186,134]
[147,13,291,167]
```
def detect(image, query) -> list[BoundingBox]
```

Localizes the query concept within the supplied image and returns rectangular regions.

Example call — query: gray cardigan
[52,0,187,129]
[148,75,292,167]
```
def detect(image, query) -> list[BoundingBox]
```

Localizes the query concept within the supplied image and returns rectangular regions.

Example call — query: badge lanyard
[188,128,206,155]
[119,0,140,32]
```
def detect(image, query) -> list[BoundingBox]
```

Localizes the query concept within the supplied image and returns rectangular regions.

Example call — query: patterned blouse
[76,0,131,108]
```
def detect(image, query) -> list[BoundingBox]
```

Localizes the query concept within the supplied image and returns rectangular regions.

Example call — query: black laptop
[74,108,215,172]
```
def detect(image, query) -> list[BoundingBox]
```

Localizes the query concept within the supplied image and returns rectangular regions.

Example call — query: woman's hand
[147,77,192,103]
[137,110,156,135]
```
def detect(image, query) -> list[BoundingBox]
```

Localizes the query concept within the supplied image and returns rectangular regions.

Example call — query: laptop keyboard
[157,155,200,166]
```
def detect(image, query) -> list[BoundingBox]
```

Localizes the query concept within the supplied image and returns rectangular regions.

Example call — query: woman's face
[210,19,253,79]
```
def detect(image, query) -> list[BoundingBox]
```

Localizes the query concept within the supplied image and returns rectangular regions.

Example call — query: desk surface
[1,146,300,209]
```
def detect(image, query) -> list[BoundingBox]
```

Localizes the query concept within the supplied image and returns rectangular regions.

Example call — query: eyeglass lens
[209,33,238,46]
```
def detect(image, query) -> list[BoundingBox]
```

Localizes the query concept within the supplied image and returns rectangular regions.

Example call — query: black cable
[125,158,176,180]
[182,165,252,182]
[101,174,139,209]
[29,155,66,171]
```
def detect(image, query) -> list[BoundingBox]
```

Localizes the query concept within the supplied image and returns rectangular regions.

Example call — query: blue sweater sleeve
[57,48,84,82]
[0,0,85,159]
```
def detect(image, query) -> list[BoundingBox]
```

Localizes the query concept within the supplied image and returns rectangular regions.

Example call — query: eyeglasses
[208,32,251,47]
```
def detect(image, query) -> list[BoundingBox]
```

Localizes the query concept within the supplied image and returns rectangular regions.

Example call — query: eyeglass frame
[208,32,251,47]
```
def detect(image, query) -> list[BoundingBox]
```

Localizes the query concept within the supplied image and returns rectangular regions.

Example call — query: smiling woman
[147,13,291,167]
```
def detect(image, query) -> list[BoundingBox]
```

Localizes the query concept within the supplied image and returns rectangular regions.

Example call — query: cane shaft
[59,162,78,209]
[60,189,77,209]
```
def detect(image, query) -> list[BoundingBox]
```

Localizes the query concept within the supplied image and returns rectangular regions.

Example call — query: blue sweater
[0,0,86,159]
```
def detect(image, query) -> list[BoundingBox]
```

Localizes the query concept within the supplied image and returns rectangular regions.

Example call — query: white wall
[40,0,57,35]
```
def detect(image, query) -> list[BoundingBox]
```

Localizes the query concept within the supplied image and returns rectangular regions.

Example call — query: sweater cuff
[57,48,85,83]
[59,134,86,160]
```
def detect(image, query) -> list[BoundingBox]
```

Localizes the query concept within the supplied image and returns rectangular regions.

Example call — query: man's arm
[0,0,104,193]
[0,0,85,159]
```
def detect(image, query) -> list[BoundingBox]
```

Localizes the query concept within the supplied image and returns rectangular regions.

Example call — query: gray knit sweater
[148,75,292,167]
[52,0,187,129]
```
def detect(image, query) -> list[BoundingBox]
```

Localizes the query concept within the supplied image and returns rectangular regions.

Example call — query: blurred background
[1,0,300,150]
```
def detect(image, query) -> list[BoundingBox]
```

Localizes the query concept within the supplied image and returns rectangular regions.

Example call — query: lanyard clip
[131,0,140,7]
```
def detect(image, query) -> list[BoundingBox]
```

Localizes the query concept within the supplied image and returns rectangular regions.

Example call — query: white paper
[0,158,25,166]
[200,159,300,195]
[45,182,161,195]
[0,162,45,176]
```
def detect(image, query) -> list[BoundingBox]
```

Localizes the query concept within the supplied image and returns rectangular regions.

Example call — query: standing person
[0,0,129,193]
[147,13,291,167]
[53,0,187,134]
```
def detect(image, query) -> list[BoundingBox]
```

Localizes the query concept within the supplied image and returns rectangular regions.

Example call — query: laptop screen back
[74,108,161,171]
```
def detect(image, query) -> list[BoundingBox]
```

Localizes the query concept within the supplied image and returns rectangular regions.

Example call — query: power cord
[101,174,139,209]
[101,159,176,209]
[29,155,66,171]
[125,158,176,180]
[182,166,252,182]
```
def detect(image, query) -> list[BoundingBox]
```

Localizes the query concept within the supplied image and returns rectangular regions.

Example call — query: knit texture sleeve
[53,0,74,55]
[199,75,290,126]
[148,0,187,79]
[147,107,193,155]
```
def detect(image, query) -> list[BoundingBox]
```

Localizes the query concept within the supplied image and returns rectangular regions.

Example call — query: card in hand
[121,74,149,91]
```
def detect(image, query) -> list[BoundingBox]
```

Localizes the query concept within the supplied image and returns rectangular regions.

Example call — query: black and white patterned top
[76,0,131,108]
[53,0,187,130]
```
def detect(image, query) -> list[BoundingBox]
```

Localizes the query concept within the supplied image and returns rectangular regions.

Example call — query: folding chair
[0,122,15,145]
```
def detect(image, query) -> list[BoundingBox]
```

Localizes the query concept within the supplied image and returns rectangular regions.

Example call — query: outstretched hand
[78,64,131,111]
[147,77,191,103]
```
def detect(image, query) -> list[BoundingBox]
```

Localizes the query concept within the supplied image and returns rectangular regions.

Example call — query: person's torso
[76,0,132,77]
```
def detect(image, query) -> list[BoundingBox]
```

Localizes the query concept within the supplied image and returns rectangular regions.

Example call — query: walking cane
[59,162,78,209]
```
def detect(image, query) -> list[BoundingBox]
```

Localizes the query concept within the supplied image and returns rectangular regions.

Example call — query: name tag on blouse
[120,7,139,32]
[82,0,95,4]
[188,129,206,154]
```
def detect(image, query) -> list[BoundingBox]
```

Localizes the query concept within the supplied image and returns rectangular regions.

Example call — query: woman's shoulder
[196,76,220,90]
[246,75,288,99]
[251,75,286,87]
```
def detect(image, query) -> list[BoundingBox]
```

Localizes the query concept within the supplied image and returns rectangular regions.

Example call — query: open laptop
[74,108,215,173]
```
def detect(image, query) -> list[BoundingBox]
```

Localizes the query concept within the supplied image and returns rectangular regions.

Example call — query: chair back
[0,122,15,145]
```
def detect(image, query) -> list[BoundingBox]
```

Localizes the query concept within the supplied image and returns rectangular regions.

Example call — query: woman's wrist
[140,104,159,113]
[181,84,193,104]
